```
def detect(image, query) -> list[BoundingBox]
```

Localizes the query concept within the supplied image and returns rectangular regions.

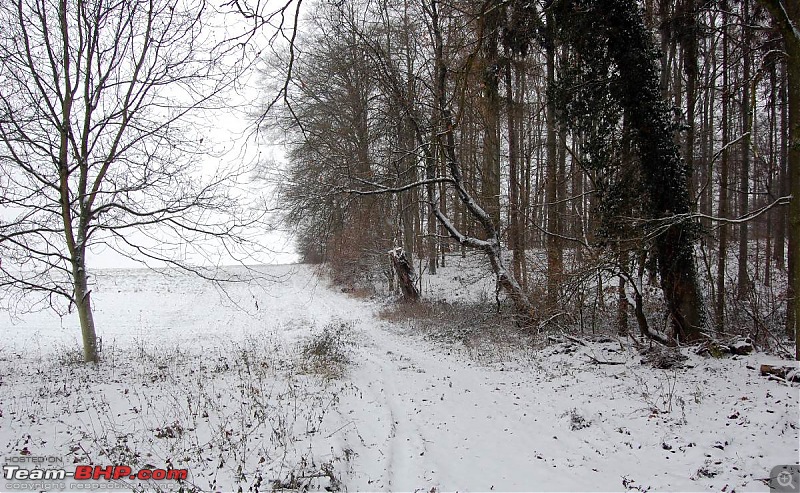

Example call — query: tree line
[0,0,796,362]
[270,0,798,357]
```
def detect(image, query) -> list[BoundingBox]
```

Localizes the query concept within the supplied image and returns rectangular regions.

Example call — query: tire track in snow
[358,347,433,491]
[339,321,553,491]
[331,333,428,491]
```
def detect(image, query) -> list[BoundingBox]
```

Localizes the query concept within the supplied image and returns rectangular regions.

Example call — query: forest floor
[0,263,797,492]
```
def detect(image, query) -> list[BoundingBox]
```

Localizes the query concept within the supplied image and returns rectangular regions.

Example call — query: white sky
[85,3,299,269]
[0,2,300,271]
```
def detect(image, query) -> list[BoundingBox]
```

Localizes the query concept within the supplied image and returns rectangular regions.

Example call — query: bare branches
[0,0,273,360]
[757,0,800,42]
[629,195,791,239]
[347,177,455,195]
[691,195,791,225]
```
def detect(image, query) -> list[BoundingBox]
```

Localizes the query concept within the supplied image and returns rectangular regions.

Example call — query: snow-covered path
[337,325,556,491]
[332,314,798,492]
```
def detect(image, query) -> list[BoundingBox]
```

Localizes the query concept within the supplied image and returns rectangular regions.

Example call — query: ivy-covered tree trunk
[606,0,706,342]
[555,0,706,342]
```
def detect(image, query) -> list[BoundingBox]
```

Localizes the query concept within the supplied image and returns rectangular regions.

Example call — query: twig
[564,333,587,346]
[325,421,354,439]
[536,312,567,332]
[587,355,625,365]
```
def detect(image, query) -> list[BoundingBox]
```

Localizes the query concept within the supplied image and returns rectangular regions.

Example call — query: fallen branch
[759,364,799,382]
[587,355,625,365]
[536,312,567,332]
[564,334,587,346]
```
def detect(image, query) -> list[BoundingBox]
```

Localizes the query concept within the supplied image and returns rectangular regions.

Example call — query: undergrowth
[300,320,355,380]
[378,300,539,363]
[1,330,355,492]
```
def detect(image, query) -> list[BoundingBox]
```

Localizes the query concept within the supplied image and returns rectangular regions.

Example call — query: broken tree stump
[389,247,419,302]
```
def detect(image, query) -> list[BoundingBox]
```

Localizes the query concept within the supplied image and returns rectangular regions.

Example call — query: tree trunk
[545,12,562,307]
[680,0,699,206]
[426,149,438,276]
[737,0,751,297]
[657,0,673,98]
[480,10,502,228]
[716,0,731,333]
[699,25,714,233]
[73,250,98,363]
[56,2,98,363]
[519,66,530,290]
[774,58,787,271]
[765,62,777,288]
[400,20,418,266]
[618,250,630,336]
[788,23,799,361]
[506,52,523,284]
[573,137,586,263]
[390,247,420,302]
[756,0,798,359]
[599,0,706,342]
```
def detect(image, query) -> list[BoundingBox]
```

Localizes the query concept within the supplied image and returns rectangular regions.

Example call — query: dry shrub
[346,286,373,299]
[378,300,539,362]
[377,301,445,322]
[300,321,354,379]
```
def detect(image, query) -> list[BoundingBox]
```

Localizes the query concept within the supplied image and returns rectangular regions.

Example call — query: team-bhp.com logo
[4,465,187,481]
[4,456,187,491]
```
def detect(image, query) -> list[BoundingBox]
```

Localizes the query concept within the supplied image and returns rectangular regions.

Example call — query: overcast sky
[86,4,300,269]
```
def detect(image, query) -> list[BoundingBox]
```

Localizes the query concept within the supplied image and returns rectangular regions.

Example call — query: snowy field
[0,263,798,492]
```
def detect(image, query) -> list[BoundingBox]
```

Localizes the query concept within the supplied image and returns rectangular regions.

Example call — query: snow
[0,263,798,492]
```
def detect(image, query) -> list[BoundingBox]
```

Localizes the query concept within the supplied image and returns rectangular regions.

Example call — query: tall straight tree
[738,0,753,297]
[757,0,799,359]
[679,0,699,201]
[545,9,563,307]
[716,1,731,331]
[478,4,503,228]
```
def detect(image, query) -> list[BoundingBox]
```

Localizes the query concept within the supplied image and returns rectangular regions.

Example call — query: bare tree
[358,0,536,318]
[757,0,799,359]
[0,0,261,362]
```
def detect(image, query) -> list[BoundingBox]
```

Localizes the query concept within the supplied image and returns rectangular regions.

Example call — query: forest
[267,0,799,357]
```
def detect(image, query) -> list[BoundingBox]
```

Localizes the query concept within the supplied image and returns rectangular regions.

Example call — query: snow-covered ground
[0,263,797,492]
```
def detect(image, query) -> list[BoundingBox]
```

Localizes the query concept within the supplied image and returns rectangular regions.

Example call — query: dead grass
[342,286,373,299]
[299,320,355,379]
[378,300,540,363]
[377,300,452,323]
[2,336,353,493]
